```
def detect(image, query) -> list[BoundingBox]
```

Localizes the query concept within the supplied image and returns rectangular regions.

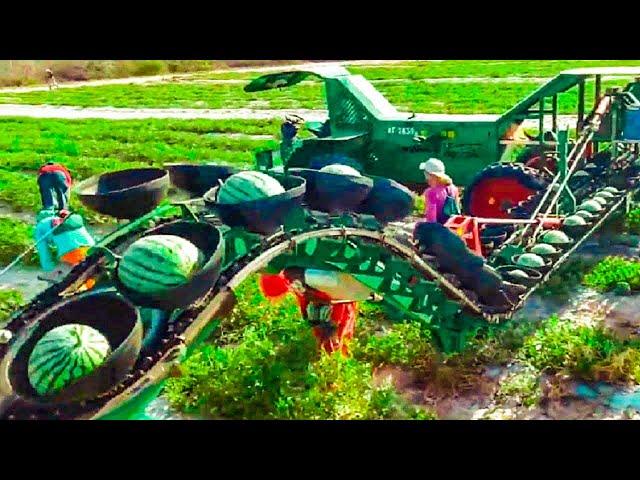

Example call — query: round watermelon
[592,196,608,206]
[509,269,530,279]
[603,187,620,194]
[564,215,587,226]
[28,324,111,396]
[516,253,546,268]
[578,200,603,213]
[118,234,203,295]
[530,243,558,256]
[595,190,616,199]
[217,171,285,204]
[542,230,572,245]
[319,164,362,177]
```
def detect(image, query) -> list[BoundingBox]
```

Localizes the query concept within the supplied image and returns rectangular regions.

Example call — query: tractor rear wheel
[463,163,549,219]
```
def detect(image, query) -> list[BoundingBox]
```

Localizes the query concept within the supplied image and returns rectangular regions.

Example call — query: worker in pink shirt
[419,157,460,224]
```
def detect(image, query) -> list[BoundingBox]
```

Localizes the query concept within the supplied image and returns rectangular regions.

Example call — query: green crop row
[0,76,631,115]
[0,118,281,216]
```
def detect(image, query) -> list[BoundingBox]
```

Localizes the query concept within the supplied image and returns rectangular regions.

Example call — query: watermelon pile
[28,324,111,396]
[217,171,285,204]
[319,164,362,177]
[118,234,203,295]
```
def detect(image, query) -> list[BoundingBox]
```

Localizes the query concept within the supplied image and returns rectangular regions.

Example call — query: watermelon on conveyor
[118,234,203,295]
[28,324,111,396]
[217,171,285,204]
[319,164,362,177]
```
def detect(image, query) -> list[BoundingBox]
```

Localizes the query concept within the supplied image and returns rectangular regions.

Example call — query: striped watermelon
[28,324,111,396]
[217,171,285,204]
[118,234,203,295]
[319,164,362,177]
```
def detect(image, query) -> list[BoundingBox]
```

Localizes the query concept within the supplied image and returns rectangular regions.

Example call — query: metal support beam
[594,75,602,153]
[577,79,585,138]
[539,97,545,151]
[552,95,558,132]
[557,128,575,213]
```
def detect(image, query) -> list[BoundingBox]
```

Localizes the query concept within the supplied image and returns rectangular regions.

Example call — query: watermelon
[530,243,558,256]
[595,190,615,199]
[217,171,285,204]
[118,234,203,295]
[592,196,608,206]
[28,324,111,396]
[508,269,530,279]
[603,187,620,194]
[516,253,546,268]
[615,282,632,296]
[578,200,603,213]
[542,230,572,245]
[319,164,362,177]
[564,215,587,226]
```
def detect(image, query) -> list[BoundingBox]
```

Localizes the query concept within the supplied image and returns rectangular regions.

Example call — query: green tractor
[248,65,640,219]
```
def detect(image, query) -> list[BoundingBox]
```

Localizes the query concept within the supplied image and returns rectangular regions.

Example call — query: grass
[196,60,640,81]
[353,320,435,370]
[583,256,640,292]
[0,217,35,266]
[0,117,280,216]
[494,365,542,408]
[349,60,640,80]
[165,278,435,420]
[518,316,640,384]
[538,257,600,300]
[625,208,640,235]
[0,288,23,325]
[0,62,637,114]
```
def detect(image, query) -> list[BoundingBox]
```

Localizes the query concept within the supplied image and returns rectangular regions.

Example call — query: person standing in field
[45,68,58,90]
[419,158,460,224]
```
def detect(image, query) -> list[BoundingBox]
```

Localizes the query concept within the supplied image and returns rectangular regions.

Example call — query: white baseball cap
[419,158,451,183]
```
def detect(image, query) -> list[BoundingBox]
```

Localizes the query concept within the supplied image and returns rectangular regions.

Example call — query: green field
[0,117,280,213]
[1,60,639,113]
[0,78,632,114]
[195,60,640,80]
[0,117,282,261]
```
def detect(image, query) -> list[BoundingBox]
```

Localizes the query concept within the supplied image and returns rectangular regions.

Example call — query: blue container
[623,109,640,140]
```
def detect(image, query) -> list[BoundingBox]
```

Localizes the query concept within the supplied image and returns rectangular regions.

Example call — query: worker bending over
[259,268,374,355]
[34,208,95,285]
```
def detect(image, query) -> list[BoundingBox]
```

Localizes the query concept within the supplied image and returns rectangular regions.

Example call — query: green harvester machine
[1,65,640,420]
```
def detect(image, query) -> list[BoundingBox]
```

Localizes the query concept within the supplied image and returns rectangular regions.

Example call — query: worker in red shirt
[37,162,72,211]
[259,268,374,355]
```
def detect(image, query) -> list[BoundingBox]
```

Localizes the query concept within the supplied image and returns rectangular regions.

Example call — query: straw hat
[419,158,452,184]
